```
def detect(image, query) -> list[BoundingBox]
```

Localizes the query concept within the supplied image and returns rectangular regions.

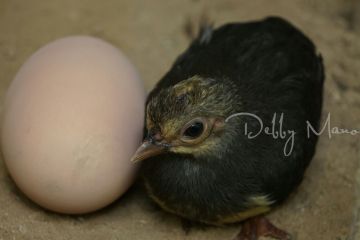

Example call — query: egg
[1,36,145,214]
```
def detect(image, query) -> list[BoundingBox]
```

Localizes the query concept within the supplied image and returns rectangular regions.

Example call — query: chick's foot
[233,216,291,240]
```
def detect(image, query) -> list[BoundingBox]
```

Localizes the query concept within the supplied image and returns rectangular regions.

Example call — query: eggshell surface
[1,36,145,214]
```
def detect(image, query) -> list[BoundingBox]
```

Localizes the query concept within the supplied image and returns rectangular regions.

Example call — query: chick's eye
[183,121,204,139]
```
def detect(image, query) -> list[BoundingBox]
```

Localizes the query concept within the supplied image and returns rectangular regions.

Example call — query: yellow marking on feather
[217,206,271,224]
[173,75,204,97]
[170,140,217,156]
[248,195,275,207]
[161,119,178,140]
[216,195,274,224]
[143,178,186,217]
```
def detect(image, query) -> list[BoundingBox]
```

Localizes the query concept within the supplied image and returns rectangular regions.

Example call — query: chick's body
[140,17,324,226]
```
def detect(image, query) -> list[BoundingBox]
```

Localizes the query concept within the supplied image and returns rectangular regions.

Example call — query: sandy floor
[1,0,360,239]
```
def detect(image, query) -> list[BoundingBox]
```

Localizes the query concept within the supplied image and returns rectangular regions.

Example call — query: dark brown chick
[131,16,324,240]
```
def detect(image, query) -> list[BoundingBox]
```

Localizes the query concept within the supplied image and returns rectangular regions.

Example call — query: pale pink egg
[1,36,145,214]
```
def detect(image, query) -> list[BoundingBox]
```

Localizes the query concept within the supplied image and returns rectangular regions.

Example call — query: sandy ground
[1,0,360,239]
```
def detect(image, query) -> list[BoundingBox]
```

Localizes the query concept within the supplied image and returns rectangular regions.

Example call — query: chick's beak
[130,140,167,163]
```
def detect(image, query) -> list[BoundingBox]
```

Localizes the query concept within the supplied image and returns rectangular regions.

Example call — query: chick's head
[131,75,240,162]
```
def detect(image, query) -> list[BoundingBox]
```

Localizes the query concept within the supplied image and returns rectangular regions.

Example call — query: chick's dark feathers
[141,17,324,225]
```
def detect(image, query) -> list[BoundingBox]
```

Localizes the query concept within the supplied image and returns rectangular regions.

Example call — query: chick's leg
[234,216,291,240]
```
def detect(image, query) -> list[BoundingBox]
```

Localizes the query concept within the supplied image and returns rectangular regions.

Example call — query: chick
[131,16,324,240]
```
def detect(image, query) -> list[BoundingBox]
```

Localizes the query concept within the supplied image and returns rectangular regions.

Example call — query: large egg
[1,36,145,214]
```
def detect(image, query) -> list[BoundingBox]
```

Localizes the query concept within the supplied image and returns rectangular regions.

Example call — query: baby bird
[131,16,324,240]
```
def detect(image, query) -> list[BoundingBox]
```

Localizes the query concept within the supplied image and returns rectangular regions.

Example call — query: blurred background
[0,0,359,239]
